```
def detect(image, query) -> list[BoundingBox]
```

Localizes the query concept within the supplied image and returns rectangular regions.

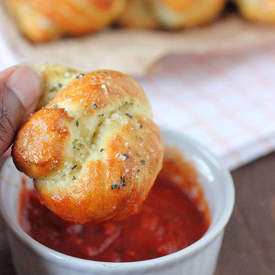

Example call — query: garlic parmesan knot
[5,0,125,42]
[12,64,164,224]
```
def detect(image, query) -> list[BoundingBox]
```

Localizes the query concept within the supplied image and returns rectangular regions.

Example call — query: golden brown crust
[118,0,159,29]
[118,0,226,29]
[13,108,71,179]
[152,0,227,28]
[236,0,275,24]
[12,64,163,224]
[5,0,126,42]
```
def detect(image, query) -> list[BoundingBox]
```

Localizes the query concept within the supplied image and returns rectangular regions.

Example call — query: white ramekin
[0,128,235,275]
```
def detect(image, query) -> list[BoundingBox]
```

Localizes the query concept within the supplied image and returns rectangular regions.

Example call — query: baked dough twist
[12,64,163,224]
[119,0,226,29]
[5,0,125,42]
[236,0,275,24]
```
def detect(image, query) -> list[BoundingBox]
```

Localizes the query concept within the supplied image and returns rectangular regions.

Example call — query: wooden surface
[215,152,275,275]
[0,153,274,275]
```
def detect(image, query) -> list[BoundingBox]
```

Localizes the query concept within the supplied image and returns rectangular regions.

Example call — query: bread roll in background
[118,0,159,29]
[12,64,164,224]
[118,0,227,29]
[236,0,275,24]
[5,0,126,42]
[151,0,227,28]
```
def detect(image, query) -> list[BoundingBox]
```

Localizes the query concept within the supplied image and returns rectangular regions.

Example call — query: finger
[0,66,42,155]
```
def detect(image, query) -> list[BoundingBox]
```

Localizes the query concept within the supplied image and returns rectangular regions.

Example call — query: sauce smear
[19,149,210,262]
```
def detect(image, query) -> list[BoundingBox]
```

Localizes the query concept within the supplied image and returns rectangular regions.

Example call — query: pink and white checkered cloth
[139,47,275,169]
[1,40,275,170]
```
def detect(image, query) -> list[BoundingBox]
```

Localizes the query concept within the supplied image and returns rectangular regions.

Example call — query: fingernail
[6,66,42,112]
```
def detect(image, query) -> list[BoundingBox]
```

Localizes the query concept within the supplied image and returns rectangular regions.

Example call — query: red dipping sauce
[19,148,210,262]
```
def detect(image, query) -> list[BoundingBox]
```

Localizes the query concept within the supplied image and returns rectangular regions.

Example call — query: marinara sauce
[19,148,210,262]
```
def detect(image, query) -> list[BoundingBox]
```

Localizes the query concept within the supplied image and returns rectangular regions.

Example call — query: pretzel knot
[13,64,163,224]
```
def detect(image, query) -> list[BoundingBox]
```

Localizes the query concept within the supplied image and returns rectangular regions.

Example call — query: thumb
[0,66,42,155]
